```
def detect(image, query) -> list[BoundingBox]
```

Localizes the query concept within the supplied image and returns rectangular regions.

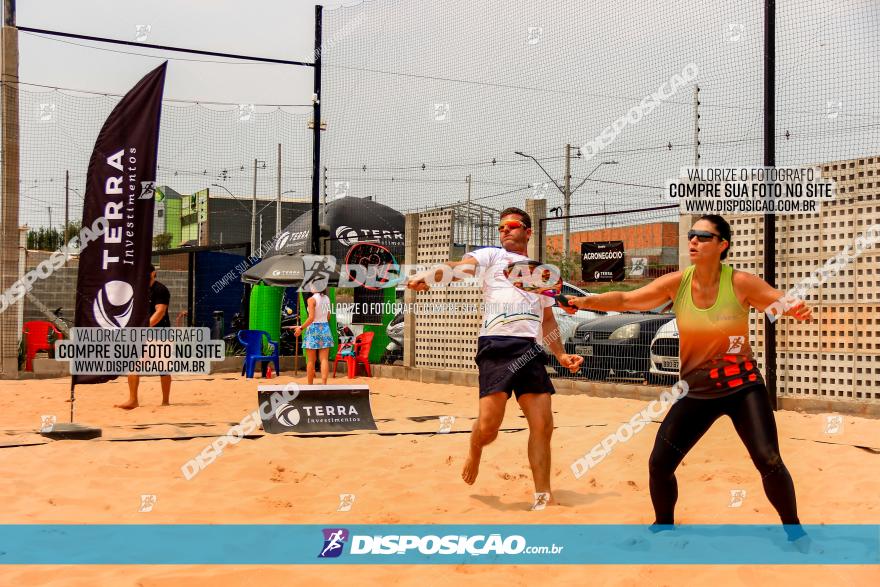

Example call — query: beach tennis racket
[344,242,399,290]
[503,260,577,311]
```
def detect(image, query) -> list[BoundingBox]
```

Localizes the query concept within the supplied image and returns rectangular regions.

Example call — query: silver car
[648,318,679,384]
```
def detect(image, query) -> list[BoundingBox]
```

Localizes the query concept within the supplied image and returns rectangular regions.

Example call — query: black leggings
[649,384,800,526]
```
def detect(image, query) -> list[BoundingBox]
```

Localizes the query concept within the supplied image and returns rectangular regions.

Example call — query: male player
[116,264,172,409]
[408,207,583,505]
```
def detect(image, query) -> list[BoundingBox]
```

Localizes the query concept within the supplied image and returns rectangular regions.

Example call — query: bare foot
[462,446,482,485]
[530,492,553,511]
[161,401,171,406]
[114,401,139,410]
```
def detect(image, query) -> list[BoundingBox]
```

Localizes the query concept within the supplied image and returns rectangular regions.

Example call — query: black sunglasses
[688,229,722,243]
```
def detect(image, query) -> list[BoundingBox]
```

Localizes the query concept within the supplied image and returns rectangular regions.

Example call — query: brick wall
[23,267,188,327]
[546,221,679,265]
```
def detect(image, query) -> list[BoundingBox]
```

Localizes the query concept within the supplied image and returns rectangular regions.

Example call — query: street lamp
[210,183,252,214]
[513,151,564,195]
[515,150,618,262]
[570,160,619,196]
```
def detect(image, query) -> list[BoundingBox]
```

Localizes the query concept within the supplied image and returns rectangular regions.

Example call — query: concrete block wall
[724,157,880,404]
[411,209,482,372]
[21,268,188,327]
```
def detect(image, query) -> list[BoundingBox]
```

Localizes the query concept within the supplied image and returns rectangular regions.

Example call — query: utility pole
[276,143,281,235]
[694,86,701,167]
[251,158,257,253]
[466,174,472,252]
[64,169,69,243]
[563,143,572,261]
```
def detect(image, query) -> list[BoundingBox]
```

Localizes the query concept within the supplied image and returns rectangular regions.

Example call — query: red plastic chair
[332,331,374,379]
[23,321,64,372]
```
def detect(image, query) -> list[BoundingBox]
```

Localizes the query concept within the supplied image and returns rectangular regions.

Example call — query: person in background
[116,264,172,410]
[294,283,334,384]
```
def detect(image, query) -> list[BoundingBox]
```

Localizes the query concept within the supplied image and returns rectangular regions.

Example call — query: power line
[17,27,313,67]
[6,80,313,107]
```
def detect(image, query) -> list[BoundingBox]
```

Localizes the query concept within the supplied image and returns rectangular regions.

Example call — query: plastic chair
[23,321,64,372]
[333,331,374,379]
[237,329,280,379]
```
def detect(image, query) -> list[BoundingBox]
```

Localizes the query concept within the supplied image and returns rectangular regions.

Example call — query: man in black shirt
[116,264,172,409]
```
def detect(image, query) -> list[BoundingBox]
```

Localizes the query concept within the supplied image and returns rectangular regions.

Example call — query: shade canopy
[240,253,340,288]
[267,197,405,261]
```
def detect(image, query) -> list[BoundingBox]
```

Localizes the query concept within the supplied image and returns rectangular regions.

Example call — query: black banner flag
[72,63,167,387]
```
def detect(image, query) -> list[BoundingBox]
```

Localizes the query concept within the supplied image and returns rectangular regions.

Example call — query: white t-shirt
[464,247,553,339]
[311,293,331,323]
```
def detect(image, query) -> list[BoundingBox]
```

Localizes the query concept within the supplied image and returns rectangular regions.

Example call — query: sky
[16,0,344,104]
[8,0,879,233]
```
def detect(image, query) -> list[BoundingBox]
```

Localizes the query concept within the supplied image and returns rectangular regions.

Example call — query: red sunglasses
[498,220,527,232]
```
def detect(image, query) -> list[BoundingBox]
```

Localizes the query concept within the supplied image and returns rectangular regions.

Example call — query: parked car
[564,305,675,381]
[551,282,610,341]
[546,282,616,375]
[648,318,680,384]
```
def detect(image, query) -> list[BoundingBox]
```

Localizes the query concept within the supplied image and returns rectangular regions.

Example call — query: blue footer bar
[0,525,877,564]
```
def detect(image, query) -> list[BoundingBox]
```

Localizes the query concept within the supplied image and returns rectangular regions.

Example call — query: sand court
[1,374,878,585]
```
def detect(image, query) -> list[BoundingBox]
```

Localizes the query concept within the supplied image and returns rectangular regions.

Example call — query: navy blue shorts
[475,336,555,399]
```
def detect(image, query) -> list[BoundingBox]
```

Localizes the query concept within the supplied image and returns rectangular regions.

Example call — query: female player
[294,283,334,385]
[565,214,812,541]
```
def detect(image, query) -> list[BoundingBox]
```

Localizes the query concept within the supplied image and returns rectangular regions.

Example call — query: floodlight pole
[276,143,282,234]
[311,5,323,255]
[763,0,778,410]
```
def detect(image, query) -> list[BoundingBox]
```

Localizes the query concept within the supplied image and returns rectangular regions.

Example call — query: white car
[648,318,679,384]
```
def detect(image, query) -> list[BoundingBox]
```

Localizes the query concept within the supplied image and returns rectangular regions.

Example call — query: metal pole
[763,0,777,411]
[311,5,323,255]
[276,143,281,235]
[563,144,571,262]
[251,158,257,252]
[694,86,701,167]
[466,174,472,252]
[322,166,327,224]
[64,170,69,243]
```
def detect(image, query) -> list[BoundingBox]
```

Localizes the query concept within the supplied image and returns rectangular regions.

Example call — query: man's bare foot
[161,401,171,406]
[462,447,482,485]
[114,400,139,410]
[530,492,555,510]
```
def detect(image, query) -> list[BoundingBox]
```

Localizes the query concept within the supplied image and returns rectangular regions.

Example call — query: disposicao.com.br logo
[318,529,563,558]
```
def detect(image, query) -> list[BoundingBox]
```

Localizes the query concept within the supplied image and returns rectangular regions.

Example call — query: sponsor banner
[667,166,836,215]
[581,241,625,282]
[258,384,377,433]
[0,525,876,564]
[55,328,224,375]
[73,63,167,386]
